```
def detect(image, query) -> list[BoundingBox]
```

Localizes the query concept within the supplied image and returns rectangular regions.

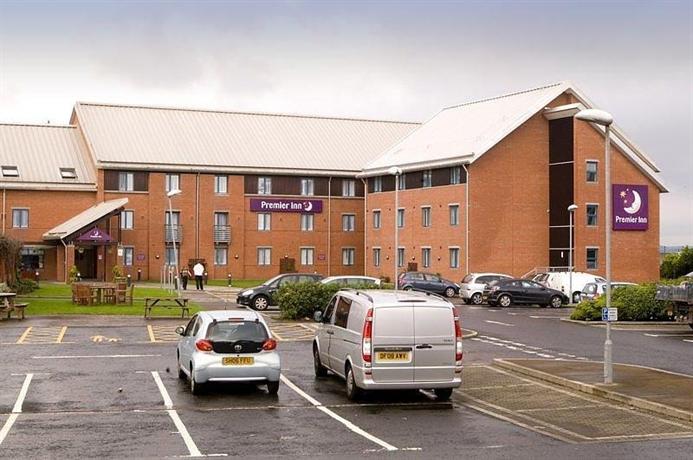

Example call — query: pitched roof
[362,82,666,191]
[43,198,129,241]
[73,102,419,175]
[0,123,96,190]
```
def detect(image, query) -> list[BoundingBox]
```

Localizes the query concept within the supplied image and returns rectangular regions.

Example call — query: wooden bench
[144,297,190,319]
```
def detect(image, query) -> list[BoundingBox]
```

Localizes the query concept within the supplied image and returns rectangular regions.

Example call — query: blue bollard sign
[602,307,618,322]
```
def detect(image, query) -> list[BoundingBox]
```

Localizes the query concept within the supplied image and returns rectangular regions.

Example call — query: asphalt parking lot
[2,314,693,459]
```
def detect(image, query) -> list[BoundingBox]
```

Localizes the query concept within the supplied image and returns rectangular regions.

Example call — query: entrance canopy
[43,198,128,242]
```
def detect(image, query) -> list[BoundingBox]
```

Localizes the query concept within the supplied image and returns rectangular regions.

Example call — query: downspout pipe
[327,177,332,276]
[462,164,470,275]
[360,178,368,276]
[2,188,5,234]
[60,238,68,283]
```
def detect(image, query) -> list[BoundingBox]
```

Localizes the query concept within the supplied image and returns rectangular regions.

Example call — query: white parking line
[0,373,33,447]
[280,374,398,451]
[150,371,203,457]
[484,320,515,327]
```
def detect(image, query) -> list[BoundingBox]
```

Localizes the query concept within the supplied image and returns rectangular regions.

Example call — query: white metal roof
[73,102,418,174]
[0,123,96,190]
[43,198,128,240]
[361,82,666,191]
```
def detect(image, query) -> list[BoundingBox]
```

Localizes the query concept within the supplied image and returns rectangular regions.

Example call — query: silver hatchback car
[176,310,281,395]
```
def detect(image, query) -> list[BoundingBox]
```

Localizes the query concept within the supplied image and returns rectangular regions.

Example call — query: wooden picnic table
[144,297,190,319]
[0,292,28,320]
[73,282,117,305]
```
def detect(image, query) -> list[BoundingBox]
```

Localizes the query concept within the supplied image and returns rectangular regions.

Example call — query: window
[118,172,134,191]
[123,247,134,266]
[214,175,228,194]
[165,211,180,226]
[449,205,459,226]
[334,297,352,328]
[258,177,272,195]
[257,247,272,265]
[214,247,227,265]
[300,214,314,231]
[586,204,598,226]
[1,165,19,177]
[257,213,271,231]
[165,174,180,193]
[372,176,382,192]
[214,212,228,226]
[397,208,405,228]
[586,161,598,183]
[342,214,355,232]
[422,248,431,268]
[60,168,77,179]
[421,207,431,227]
[449,247,460,268]
[342,248,355,266]
[12,209,28,228]
[450,166,462,185]
[422,170,432,187]
[301,178,314,196]
[586,248,599,269]
[165,247,178,266]
[342,179,356,197]
[20,248,44,269]
[397,247,405,268]
[397,174,406,191]
[121,210,134,229]
[373,210,381,229]
[300,247,314,265]
[372,248,381,267]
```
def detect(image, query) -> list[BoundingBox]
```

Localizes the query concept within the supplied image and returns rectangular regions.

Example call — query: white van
[312,290,463,401]
[543,272,606,303]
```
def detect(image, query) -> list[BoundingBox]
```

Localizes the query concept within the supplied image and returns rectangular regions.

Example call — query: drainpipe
[327,177,332,276]
[195,173,200,259]
[360,178,368,276]
[1,188,5,234]
[462,164,470,275]
[60,238,68,283]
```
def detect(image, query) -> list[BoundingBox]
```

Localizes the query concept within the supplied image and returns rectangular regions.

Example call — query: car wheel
[345,365,363,401]
[572,292,581,304]
[550,295,563,308]
[266,380,280,395]
[444,287,456,298]
[252,295,269,311]
[498,294,512,308]
[471,293,483,305]
[190,364,205,395]
[403,286,413,291]
[313,345,328,378]
[177,353,186,380]
[434,388,453,401]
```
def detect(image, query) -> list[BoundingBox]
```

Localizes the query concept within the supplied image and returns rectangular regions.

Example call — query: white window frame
[449,204,459,226]
[342,247,356,266]
[60,168,77,179]
[586,203,599,227]
[422,170,432,188]
[300,214,314,231]
[165,173,180,193]
[397,174,406,191]
[214,247,228,266]
[372,176,382,193]
[257,213,271,231]
[300,247,315,266]
[421,247,431,268]
[586,247,599,270]
[421,206,432,228]
[449,247,460,269]
[164,247,178,266]
[397,208,405,228]
[122,246,134,266]
[257,247,272,266]
[372,247,381,267]
[342,179,356,197]
[301,178,314,196]
[121,210,134,230]
[12,208,29,228]
[214,175,228,194]
[342,214,356,232]
[397,247,405,268]
[586,160,599,183]
[1,165,19,177]
[450,166,461,185]
[118,172,134,191]
[373,210,381,229]
[258,177,272,195]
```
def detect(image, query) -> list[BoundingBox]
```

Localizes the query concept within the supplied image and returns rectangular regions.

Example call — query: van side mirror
[175,326,185,336]
[313,311,323,322]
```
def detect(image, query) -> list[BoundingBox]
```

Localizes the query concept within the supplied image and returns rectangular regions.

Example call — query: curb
[494,358,693,424]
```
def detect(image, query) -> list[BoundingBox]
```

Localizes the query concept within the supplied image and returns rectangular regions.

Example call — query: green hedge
[276,282,383,320]
[570,283,672,321]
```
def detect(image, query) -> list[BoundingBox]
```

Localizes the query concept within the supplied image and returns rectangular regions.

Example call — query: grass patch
[23,282,179,300]
[20,298,201,317]
[206,279,265,288]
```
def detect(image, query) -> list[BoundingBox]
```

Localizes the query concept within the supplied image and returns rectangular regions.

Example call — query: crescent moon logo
[303,201,313,212]
[623,190,642,215]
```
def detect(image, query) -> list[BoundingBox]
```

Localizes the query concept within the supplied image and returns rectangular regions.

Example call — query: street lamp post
[568,204,578,304]
[388,166,403,290]
[575,108,614,384]
[167,189,182,298]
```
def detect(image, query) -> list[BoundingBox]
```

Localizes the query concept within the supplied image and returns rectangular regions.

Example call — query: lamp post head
[567,204,579,212]
[575,109,613,127]
[387,166,403,176]
[167,189,182,198]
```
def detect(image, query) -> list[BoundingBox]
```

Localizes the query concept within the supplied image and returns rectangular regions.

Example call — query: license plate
[222,356,254,366]
[376,351,410,363]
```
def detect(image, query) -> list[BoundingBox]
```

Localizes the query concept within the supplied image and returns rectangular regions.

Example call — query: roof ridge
[75,101,420,126]
[0,122,76,129]
[443,81,566,110]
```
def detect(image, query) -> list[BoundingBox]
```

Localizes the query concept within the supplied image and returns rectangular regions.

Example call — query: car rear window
[583,284,597,294]
[207,321,268,342]
[462,274,474,283]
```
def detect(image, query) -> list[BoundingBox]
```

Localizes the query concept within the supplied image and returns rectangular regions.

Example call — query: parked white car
[320,276,382,288]
[460,273,512,305]
[542,272,606,304]
[580,282,637,302]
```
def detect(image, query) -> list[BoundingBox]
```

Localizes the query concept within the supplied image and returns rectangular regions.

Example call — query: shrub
[571,283,671,321]
[68,265,80,284]
[276,282,385,320]
[660,246,693,279]
[570,299,603,321]
[10,278,38,295]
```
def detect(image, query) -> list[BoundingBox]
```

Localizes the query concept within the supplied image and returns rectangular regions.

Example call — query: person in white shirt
[193,262,205,290]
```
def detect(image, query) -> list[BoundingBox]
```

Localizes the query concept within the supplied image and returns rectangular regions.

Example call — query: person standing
[193,261,205,290]
[180,267,191,290]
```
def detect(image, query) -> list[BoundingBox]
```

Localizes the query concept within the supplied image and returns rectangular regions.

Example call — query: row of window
[258,247,355,266]
[371,247,462,269]
[373,205,460,229]
[370,166,463,192]
[1,165,77,179]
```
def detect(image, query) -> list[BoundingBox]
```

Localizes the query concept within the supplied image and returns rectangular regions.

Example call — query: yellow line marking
[272,330,285,341]
[16,327,32,344]
[147,325,156,343]
[55,326,67,343]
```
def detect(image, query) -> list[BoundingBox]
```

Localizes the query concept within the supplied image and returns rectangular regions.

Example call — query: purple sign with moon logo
[613,184,648,231]
[250,198,323,213]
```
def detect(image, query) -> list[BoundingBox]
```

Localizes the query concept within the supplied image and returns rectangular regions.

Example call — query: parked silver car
[460,273,512,305]
[312,290,463,401]
[320,275,382,287]
[176,310,281,395]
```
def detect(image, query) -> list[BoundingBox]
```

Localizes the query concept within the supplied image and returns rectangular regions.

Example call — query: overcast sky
[0,1,691,245]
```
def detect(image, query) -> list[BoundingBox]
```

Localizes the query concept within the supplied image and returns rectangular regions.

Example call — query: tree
[660,246,693,279]
[0,235,23,285]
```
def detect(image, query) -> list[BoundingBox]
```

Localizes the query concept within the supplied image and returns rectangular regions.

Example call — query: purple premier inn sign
[613,184,648,231]
[250,198,323,213]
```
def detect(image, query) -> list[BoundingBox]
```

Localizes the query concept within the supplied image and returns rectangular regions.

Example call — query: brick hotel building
[0,82,666,283]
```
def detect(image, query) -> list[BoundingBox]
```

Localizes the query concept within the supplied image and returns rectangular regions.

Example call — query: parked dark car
[237,273,324,310]
[397,272,460,298]
[485,278,569,308]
